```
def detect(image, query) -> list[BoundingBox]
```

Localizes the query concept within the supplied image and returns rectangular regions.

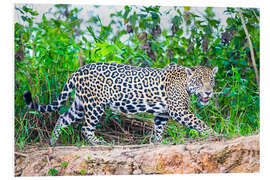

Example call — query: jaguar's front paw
[205,129,224,141]
[88,136,107,146]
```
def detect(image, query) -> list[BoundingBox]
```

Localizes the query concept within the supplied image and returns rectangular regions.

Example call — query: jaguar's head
[185,66,218,105]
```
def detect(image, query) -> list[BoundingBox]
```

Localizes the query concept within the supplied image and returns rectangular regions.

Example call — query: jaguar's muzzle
[197,92,212,105]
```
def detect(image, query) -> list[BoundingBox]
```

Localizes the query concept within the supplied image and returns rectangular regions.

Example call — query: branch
[15,152,28,157]
[252,9,260,22]
[237,8,259,89]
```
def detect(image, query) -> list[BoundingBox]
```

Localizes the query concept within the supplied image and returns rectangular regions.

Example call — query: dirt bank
[15,135,259,176]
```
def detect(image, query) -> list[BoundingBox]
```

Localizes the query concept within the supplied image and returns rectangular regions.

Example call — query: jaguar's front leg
[168,106,217,137]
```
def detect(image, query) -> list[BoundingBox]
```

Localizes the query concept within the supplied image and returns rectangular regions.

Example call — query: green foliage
[14,5,260,147]
[80,169,86,175]
[48,168,59,176]
[61,161,68,167]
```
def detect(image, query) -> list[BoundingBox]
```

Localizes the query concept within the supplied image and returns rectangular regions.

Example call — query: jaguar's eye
[209,77,214,85]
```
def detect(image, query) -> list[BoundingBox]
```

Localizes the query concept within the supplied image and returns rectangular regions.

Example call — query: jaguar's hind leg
[154,114,169,143]
[50,99,84,146]
[81,102,106,145]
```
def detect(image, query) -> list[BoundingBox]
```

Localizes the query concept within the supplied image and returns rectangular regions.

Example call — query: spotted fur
[24,62,218,146]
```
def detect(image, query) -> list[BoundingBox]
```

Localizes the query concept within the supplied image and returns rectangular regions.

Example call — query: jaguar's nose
[205,91,212,96]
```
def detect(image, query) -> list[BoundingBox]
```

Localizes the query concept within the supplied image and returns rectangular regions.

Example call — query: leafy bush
[14,5,260,148]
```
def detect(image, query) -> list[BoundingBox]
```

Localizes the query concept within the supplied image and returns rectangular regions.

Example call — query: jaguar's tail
[24,73,76,112]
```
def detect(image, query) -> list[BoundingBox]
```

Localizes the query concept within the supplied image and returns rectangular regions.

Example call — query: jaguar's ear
[212,66,218,77]
[165,62,177,72]
[168,62,177,66]
[185,67,194,77]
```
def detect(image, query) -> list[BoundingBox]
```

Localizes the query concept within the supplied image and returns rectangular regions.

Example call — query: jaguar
[24,62,218,146]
